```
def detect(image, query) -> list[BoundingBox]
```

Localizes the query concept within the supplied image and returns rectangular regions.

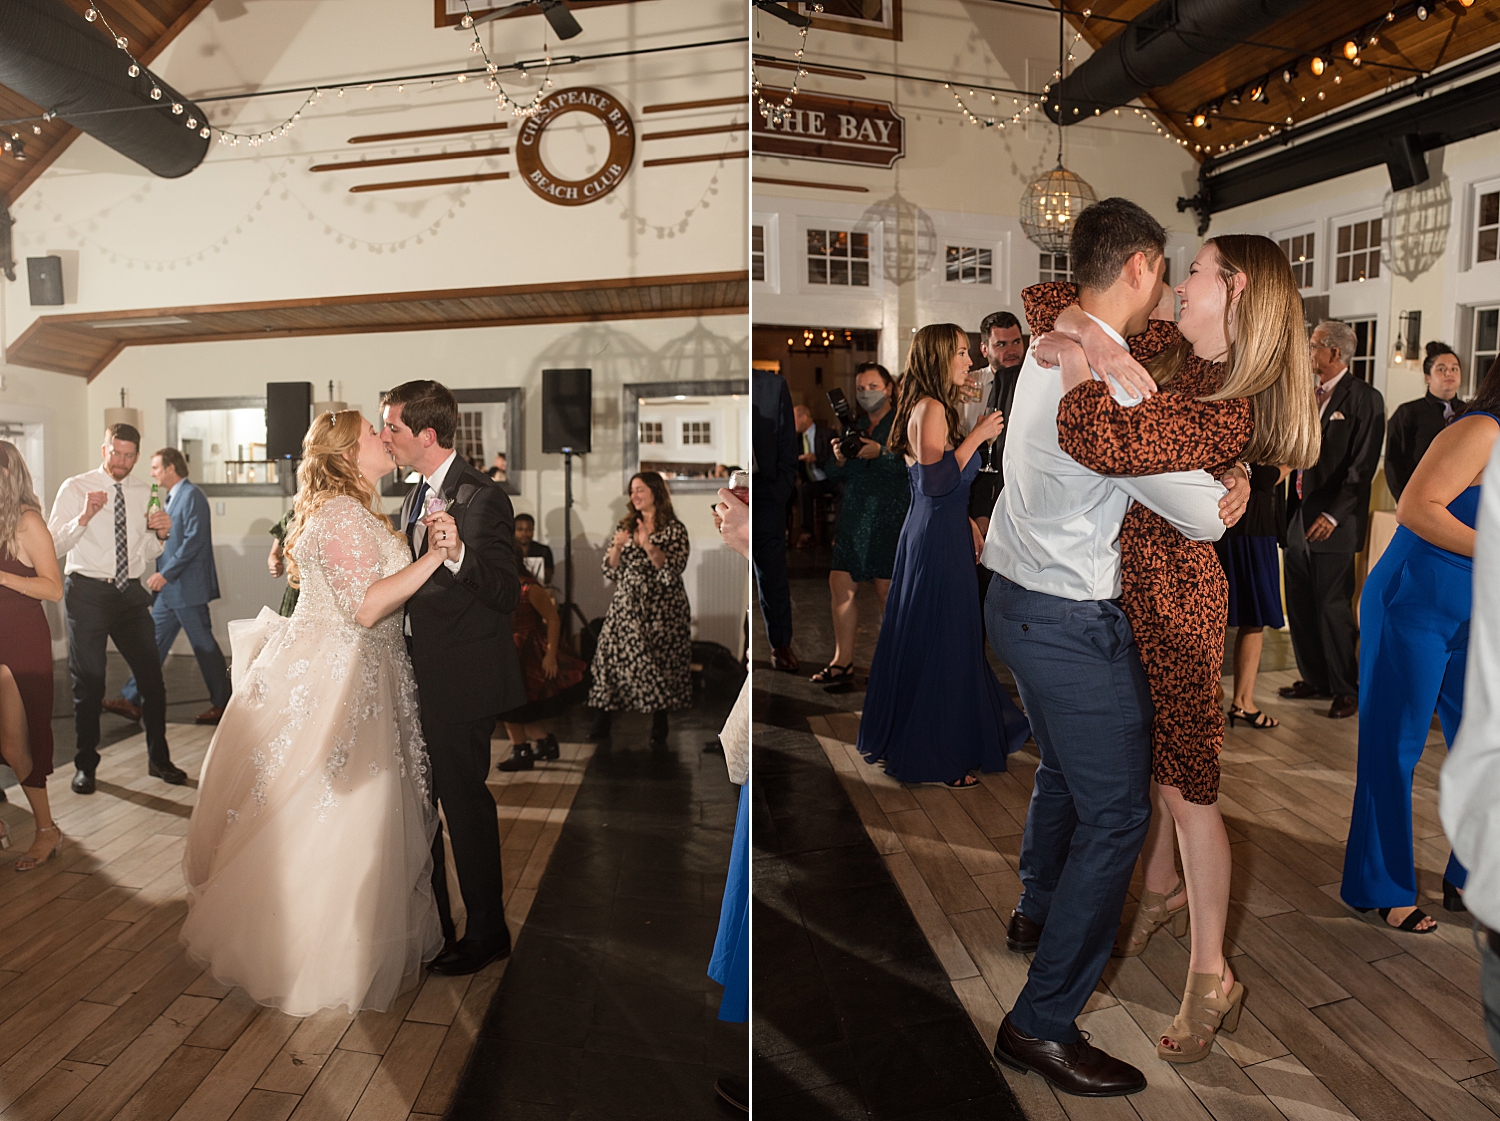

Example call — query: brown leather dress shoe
[1006,909,1044,953]
[772,647,801,674]
[195,706,225,725]
[101,696,142,722]
[1278,680,1329,700]
[993,1015,1146,1097]
[1328,694,1358,719]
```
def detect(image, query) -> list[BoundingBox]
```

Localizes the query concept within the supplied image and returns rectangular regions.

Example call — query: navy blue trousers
[752,490,794,649]
[123,600,231,711]
[984,574,1154,1042]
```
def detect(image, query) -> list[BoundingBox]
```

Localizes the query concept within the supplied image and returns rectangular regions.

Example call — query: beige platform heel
[1157,966,1245,1063]
[1112,876,1188,957]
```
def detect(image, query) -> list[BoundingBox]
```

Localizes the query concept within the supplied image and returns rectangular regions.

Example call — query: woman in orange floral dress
[1022,235,1318,1062]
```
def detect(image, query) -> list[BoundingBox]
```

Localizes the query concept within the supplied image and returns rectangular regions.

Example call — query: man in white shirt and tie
[981,199,1240,1097]
[48,423,185,793]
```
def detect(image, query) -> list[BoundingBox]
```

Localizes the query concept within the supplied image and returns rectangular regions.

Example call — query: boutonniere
[424,494,453,516]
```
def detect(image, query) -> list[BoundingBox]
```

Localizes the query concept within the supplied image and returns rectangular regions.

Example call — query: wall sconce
[1392,310,1421,364]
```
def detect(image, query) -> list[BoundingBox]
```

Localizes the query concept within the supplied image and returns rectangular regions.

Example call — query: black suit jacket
[1384,391,1464,500]
[1285,373,1385,553]
[400,456,525,722]
[752,368,798,505]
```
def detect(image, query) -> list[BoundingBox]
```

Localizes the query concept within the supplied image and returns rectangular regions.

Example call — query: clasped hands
[423,511,462,560]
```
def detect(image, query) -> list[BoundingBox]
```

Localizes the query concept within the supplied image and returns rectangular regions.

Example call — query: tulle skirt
[182,608,443,1017]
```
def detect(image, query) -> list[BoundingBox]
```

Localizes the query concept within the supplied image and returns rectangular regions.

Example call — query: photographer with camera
[809,362,911,686]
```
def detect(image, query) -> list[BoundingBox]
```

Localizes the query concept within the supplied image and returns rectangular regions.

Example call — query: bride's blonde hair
[284,411,403,585]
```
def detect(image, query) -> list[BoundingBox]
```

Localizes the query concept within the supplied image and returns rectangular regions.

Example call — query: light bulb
[171,103,183,114]
[85,7,97,19]
[1344,40,1359,60]
[461,13,473,26]
[150,88,161,100]
[1311,56,1326,77]
[199,127,210,138]
[127,64,139,77]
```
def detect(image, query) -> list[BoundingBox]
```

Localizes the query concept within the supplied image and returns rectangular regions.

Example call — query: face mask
[856,388,887,411]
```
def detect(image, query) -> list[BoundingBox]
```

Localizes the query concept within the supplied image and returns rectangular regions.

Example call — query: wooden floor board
[0,727,588,1121]
[817,675,1500,1121]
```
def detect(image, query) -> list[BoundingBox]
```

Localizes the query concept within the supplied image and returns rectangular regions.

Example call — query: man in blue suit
[106,447,232,726]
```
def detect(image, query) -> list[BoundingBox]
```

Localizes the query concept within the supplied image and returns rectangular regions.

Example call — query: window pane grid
[682,420,713,445]
[807,228,870,286]
[1478,192,1499,264]
[1038,252,1071,283]
[751,224,765,283]
[945,245,993,284]
[1347,318,1377,383]
[640,421,663,445]
[1278,233,1316,289]
[1334,219,1381,284]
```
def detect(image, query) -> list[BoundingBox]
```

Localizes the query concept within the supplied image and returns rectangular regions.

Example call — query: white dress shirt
[801,424,827,482]
[1439,436,1500,929]
[49,467,165,581]
[411,450,465,572]
[981,314,1228,602]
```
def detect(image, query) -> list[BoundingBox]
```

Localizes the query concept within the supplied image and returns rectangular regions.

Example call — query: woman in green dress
[811,362,911,684]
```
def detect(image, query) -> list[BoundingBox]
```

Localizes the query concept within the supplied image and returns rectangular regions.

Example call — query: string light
[753,5,823,126]
[458,0,553,119]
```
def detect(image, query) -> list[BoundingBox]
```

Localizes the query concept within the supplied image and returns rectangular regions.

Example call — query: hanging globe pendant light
[1019,164,1097,253]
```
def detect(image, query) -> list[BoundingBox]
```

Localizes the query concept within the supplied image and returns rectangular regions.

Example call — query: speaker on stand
[266,382,313,493]
[542,368,592,637]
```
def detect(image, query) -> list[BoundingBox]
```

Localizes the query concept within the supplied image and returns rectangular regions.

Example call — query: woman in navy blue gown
[857,324,1030,787]
[1341,360,1500,932]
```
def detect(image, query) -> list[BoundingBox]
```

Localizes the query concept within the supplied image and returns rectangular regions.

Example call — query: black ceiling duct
[0,0,209,178]
[1044,0,1318,124]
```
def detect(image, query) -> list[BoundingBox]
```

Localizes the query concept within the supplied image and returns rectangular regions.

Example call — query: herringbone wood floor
[809,668,1500,1121]
[0,724,588,1121]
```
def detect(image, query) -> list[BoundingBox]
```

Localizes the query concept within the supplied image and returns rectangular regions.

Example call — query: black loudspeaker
[266,382,314,460]
[1386,133,1430,192]
[26,256,63,305]
[542,368,592,454]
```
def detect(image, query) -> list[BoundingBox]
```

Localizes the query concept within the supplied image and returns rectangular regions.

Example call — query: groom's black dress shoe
[993,1015,1146,1097]
[71,770,95,795]
[1007,909,1043,953]
[1278,680,1330,700]
[428,938,510,976]
[149,761,188,785]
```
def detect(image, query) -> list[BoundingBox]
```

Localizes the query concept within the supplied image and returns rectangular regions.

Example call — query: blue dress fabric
[1341,412,1497,908]
[1214,464,1284,629]
[857,450,1030,783]
[708,782,748,1022]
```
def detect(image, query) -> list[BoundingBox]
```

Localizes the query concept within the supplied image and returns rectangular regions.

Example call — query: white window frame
[1470,303,1500,399]
[1342,316,1380,384]
[1332,213,1384,286]
[1037,250,1072,284]
[797,217,877,295]
[1471,176,1500,271]
[752,211,780,293]
[1274,225,1319,292]
[943,243,997,287]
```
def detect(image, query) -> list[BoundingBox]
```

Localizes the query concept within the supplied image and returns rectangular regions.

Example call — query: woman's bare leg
[829,570,858,666]
[503,722,528,744]
[18,783,59,868]
[874,578,891,620]
[1158,782,1234,1052]
[0,666,33,786]
[1139,781,1183,897]
[1232,627,1265,712]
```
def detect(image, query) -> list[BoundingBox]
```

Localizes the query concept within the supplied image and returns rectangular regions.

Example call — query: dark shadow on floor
[448,701,749,1121]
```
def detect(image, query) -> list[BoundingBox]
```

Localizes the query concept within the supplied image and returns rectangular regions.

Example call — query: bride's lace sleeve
[314,497,390,623]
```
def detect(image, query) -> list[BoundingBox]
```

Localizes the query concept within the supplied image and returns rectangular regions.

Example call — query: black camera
[826,388,870,459]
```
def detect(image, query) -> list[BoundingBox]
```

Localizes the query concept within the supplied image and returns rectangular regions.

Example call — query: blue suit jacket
[154,479,220,607]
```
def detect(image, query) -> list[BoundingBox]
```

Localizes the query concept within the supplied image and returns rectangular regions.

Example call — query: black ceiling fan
[456,0,583,40]
[753,1,812,29]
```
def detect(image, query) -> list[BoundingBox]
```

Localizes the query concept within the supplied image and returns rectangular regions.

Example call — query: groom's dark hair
[382,380,458,448]
[1070,198,1166,293]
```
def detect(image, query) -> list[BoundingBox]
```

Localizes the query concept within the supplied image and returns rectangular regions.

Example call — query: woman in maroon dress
[0,441,65,870]
[495,548,588,772]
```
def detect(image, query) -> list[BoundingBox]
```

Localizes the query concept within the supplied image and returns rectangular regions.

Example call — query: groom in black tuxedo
[381,380,525,975]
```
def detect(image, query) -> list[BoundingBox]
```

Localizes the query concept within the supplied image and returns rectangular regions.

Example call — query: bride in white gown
[182,410,454,1016]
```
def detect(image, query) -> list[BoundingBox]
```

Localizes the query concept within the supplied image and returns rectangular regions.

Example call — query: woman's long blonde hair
[283,411,403,584]
[1149,234,1321,468]
[0,441,42,558]
[887,323,967,459]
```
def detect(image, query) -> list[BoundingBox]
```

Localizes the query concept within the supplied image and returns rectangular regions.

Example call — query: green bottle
[146,483,162,515]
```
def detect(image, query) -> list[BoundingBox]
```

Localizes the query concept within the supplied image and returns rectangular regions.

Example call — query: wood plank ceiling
[1059,0,1500,158]
[0,0,213,208]
[5,271,750,379]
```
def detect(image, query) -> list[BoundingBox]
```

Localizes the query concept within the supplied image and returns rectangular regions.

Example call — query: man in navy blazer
[109,447,231,725]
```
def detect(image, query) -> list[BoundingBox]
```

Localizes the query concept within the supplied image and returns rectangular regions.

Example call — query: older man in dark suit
[1281,319,1385,720]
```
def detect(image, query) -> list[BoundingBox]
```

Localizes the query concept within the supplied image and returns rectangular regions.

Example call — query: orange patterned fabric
[1022,282,1255,804]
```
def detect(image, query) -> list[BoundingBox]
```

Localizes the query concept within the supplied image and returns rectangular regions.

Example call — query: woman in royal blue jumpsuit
[1341,361,1500,932]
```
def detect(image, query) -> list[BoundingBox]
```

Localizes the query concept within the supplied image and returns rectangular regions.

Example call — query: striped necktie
[113,483,129,590]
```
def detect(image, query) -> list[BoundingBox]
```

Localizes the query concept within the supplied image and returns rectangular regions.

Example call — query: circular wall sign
[515,87,635,207]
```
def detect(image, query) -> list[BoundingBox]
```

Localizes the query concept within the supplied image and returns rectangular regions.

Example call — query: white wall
[0,0,750,658]
[751,0,1200,366]
[1212,130,1500,415]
